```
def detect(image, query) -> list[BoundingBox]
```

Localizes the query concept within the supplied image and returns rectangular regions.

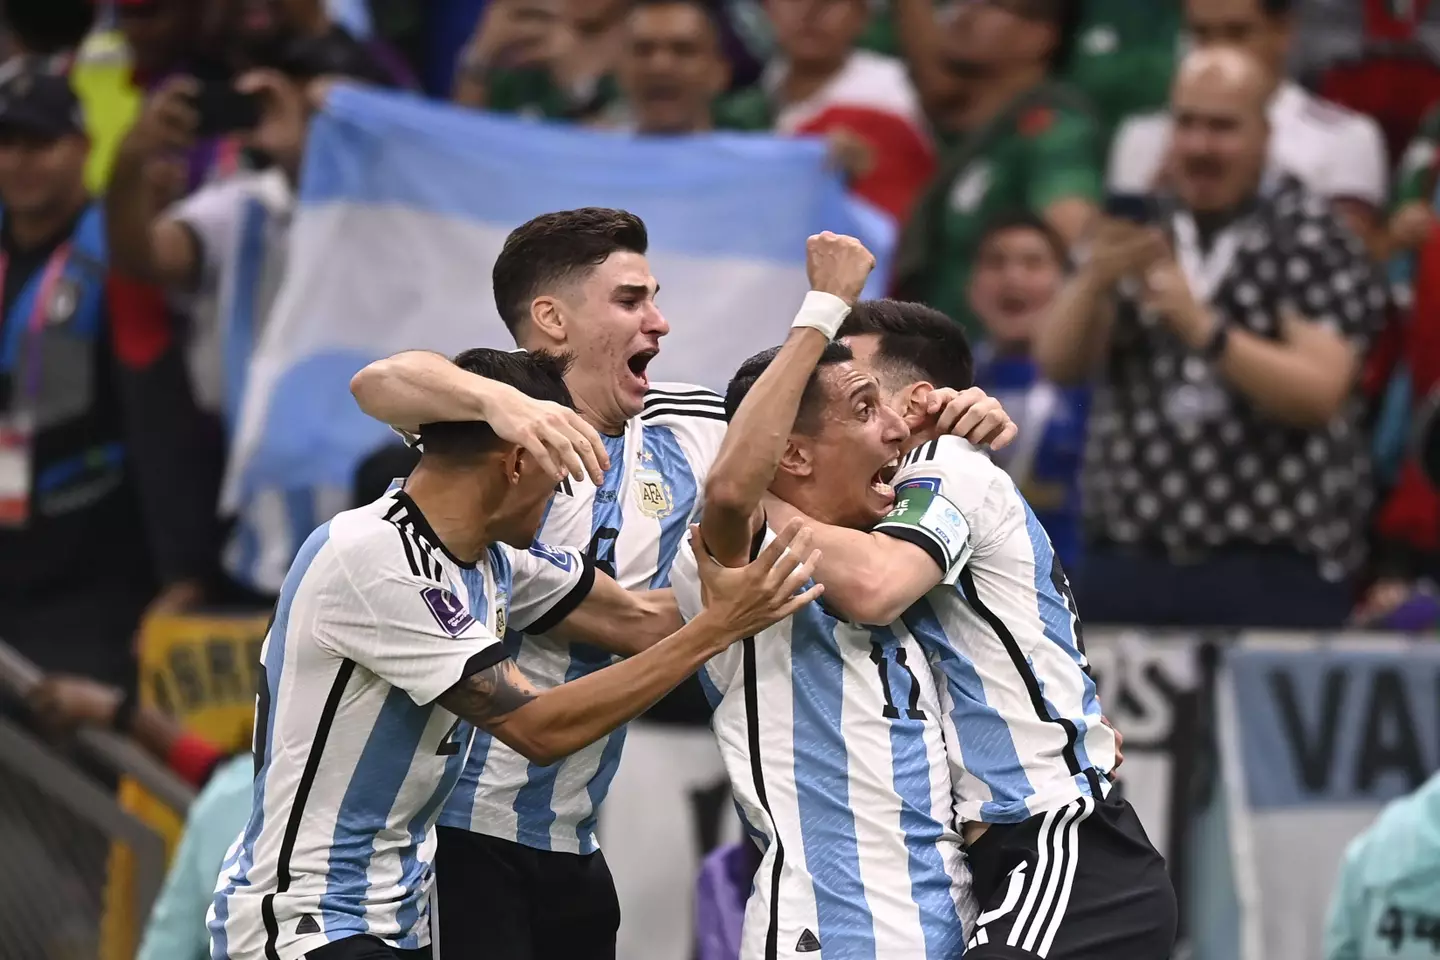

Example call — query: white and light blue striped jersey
[875,436,1116,825]
[670,527,973,960]
[209,487,593,960]
[438,383,726,854]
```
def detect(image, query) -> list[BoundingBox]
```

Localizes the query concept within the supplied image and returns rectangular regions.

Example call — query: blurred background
[1,1,1439,959]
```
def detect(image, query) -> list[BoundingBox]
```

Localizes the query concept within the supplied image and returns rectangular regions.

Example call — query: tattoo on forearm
[440,660,538,726]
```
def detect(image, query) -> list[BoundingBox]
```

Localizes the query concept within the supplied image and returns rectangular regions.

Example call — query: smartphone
[1103,192,1158,225]
[191,81,262,138]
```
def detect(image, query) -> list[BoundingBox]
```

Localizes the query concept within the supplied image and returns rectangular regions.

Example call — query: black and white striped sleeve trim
[521,555,597,635]
[641,387,727,423]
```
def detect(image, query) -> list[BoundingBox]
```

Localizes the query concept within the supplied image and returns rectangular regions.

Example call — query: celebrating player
[348,209,1018,959]
[670,233,976,958]
[208,348,821,960]
[728,297,1178,958]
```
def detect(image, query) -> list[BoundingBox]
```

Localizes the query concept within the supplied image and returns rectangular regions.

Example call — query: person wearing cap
[0,68,155,687]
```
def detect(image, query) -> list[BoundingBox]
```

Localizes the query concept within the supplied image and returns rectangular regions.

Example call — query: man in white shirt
[1107,0,1387,246]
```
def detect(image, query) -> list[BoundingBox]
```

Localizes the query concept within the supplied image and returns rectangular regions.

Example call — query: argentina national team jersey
[670,528,972,960]
[873,436,1117,825]
[437,383,726,854]
[209,487,593,960]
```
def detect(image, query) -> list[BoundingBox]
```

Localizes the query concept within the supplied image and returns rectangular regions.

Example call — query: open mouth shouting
[626,347,659,391]
[870,457,900,508]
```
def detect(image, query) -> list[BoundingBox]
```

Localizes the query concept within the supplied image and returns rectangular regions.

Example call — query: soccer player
[348,209,1016,960]
[755,300,1178,958]
[209,348,821,960]
[670,233,976,959]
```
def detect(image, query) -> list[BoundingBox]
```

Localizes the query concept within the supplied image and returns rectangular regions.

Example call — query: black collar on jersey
[392,488,478,569]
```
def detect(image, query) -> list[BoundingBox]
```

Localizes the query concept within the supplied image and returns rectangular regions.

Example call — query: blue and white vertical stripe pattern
[221,84,893,599]
[208,489,510,960]
[670,531,973,959]
[887,437,1116,825]
[438,384,726,854]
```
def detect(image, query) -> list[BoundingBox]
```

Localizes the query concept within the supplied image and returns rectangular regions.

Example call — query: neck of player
[570,382,628,437]
[403,461,511,563]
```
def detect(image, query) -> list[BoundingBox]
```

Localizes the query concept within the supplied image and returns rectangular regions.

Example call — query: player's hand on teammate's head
[691,518,824,641]
[486,384,610,484]
[27,674,122,737]
[805,231,875,306]
[925,387,1018,451]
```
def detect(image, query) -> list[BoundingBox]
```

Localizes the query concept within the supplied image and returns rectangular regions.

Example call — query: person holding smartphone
[102,43,384,620]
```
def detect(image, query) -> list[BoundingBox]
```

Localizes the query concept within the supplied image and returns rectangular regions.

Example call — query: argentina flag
[222,84,893,592]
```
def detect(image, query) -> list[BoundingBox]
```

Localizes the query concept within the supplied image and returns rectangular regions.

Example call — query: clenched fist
[806,231,875,306]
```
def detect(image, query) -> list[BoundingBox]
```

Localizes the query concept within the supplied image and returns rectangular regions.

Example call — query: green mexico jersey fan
[894,81,1102,337]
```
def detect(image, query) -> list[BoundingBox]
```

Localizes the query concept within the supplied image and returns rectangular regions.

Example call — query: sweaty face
[617,2,728,134]
[1185,0,1288,77]
[0,132,86,218]
[1169,81,1267,213]
[968,227,1065,348]
[766,0,868,69]
[557,251,668,426]
[790,362,909,529]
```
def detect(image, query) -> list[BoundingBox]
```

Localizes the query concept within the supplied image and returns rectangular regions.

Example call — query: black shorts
[432,826,620,960]
[964,797,1177,960]
[305,935,431,960]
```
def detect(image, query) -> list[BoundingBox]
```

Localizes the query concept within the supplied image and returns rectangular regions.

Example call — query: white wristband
[791,290,851,339]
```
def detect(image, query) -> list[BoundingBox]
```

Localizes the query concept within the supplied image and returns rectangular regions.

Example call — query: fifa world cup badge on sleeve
[422,586,477,637]
[0,411,34,527]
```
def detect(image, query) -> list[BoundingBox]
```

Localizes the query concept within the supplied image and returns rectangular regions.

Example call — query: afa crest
[495,603,507,639]
[635,467,674,520]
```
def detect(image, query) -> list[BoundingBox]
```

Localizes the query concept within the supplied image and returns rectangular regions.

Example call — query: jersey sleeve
[1025,104,1104,211]
[167,178,250,291]
[319,545,507,706]
[508,540,596,634]
[873,437,1012,579]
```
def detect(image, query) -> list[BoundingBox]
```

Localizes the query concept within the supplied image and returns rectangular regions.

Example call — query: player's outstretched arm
[349,349,608,483]
[539,578,683,656]
[764,496,943,625]
[439,520,821,765]
[702,233,874,566]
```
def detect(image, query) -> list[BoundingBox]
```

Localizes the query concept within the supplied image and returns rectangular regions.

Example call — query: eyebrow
[613,283,657,299]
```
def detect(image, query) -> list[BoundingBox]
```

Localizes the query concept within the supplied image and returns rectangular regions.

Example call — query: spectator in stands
[1035,47,1386,628]
[969,211,1086,570]
[137,753,252,960]
[1108,0,1388,251]
[714,0,935,224]
[892,0,1101,337]
[105,47,381,607]
[453,0,622,122]
[1386,101,1440,259]
[1063,0,1182,147]
[605,0,736,133]
[225,0,417,88]
[1324,771,1440,960]
[0,68,154,685]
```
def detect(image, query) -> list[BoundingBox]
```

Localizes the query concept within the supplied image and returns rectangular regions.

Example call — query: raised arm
[350,349,610,483]
[701,233,875,565]
[440,522,821,764]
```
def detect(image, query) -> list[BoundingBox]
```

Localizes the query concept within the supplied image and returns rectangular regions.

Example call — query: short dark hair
[1011,0,1081,73]
[976,210,1070,269]
[1261,0,1294,16]
[724,341,854,434]
[491,208,649,335]
[838,299,975,391]
[628,0,725,37]
[419,349,574,458]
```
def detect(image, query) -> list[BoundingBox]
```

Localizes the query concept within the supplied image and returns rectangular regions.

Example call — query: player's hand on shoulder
[806,231,874,305]
[486,383,610,484]
[691,518,823,644]
[926,387,1018,450]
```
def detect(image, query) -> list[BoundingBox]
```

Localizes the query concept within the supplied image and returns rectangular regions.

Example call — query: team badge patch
[421,586,476,637]
[48,277,79,325]
[635,467,674,519]
[495,603,507,638]
[528,541,575,571]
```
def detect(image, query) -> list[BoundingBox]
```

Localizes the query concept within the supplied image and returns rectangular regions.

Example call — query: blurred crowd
[2,1,1440,958]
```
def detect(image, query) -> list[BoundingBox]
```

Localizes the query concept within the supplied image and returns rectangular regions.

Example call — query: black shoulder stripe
[643,393,726,410]
[641,406,728,422]
[645,386,723,400]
